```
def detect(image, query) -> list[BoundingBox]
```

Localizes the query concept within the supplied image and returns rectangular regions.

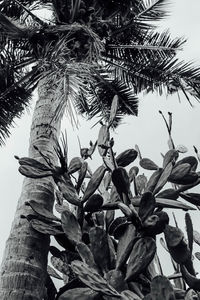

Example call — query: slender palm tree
[1,0,200,298]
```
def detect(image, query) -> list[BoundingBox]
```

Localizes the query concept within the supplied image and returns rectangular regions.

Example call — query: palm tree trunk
[0,79,64,299]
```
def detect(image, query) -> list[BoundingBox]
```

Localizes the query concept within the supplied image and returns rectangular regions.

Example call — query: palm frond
[0,13,28,39]
[103,50,200,104]
[135,0,169,22]
[0,85,32,145]
[107,31,184,66]
[0,0,50,20]
[110,0,169,41]
[75,76,138,127]
[12,0,46,25]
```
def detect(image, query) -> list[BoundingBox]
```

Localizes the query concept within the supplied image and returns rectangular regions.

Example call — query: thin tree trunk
[0,79,64,299]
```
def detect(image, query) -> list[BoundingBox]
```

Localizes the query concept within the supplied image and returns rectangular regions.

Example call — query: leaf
[108,95,119,127]
[121,290,142,300]
[139,158,159,170]
[71,261,120,297]
[58,287,99,300]
[76,242,97,270]
[30,219,63,235]
[145,168,162,193]
[117,203,133,218]
[168,137,174,150]
[57,176,81,206]
[164,225,184,248]
[61,210,82,245]
[142,211,169,236]
[105,210,115,232]
[112,167,130,199]
[180,193,200,206]
[107,235,116,270]
[116,224,136,270]
[89,226,111,274]
[156,189,179,200]
[68,157,83,174]
[176,144,188,153]
[185,213,193,253]
[103,172,112,190]
[131,196,195,211]
[108,217,127,236]
[172,172,198,185]
[150,276,175,300]
[82,165,107,203]
[135,144,142,160]
[25,200,60,222]
[76,161,88,193]
[138,192,155,222]
[153,163,173,195]
[175,156,198,172]
[164,225,191,264]
[193,230,200,247]
[18,157,51,171]
[125,237,156,282]
[113,222,129,240]
[84,194,104,212]
[47,265,63,280]
[129,166,139,182]
[180,265,200,291]
[55,202,70,214]
[116,149,138,167]
[106,269,127,292]
[168,163,191,183]
[103,156,115,172]
[19,165,53,178]
[51,256,69,275]
[156,198,195,211]
[163,150,179,169]
[135,174,147,195]
[98,125,110,157]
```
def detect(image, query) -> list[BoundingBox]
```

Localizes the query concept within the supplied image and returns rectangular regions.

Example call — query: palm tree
[1,0,200,298]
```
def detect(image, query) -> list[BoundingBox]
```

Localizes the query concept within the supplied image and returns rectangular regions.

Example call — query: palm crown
[0,0,200,144]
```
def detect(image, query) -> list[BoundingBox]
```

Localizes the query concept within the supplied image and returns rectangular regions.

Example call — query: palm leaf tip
[0,86,32,145]
[136,0,170,22]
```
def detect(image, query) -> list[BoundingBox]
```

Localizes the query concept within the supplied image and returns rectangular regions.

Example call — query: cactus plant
[16,107,200,299]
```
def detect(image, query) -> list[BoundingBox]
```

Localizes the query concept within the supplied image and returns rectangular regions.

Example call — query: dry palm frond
[44,23,105,64]
[45,61,97,127]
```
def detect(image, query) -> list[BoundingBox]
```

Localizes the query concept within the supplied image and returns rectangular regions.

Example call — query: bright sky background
[1,0,200,280]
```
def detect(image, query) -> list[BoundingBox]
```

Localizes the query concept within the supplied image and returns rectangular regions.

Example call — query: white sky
[1,0,200,279]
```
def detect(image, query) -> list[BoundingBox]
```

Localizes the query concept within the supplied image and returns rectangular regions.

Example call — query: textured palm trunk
[0,79,64,299]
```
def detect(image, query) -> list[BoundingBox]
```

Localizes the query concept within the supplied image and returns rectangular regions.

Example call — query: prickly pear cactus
[17,106,200,300]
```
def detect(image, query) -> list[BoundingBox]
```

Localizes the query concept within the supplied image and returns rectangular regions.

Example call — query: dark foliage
[1,0,200,144]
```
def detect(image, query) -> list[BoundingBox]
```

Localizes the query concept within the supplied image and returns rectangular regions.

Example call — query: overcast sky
[1,0,200,277]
